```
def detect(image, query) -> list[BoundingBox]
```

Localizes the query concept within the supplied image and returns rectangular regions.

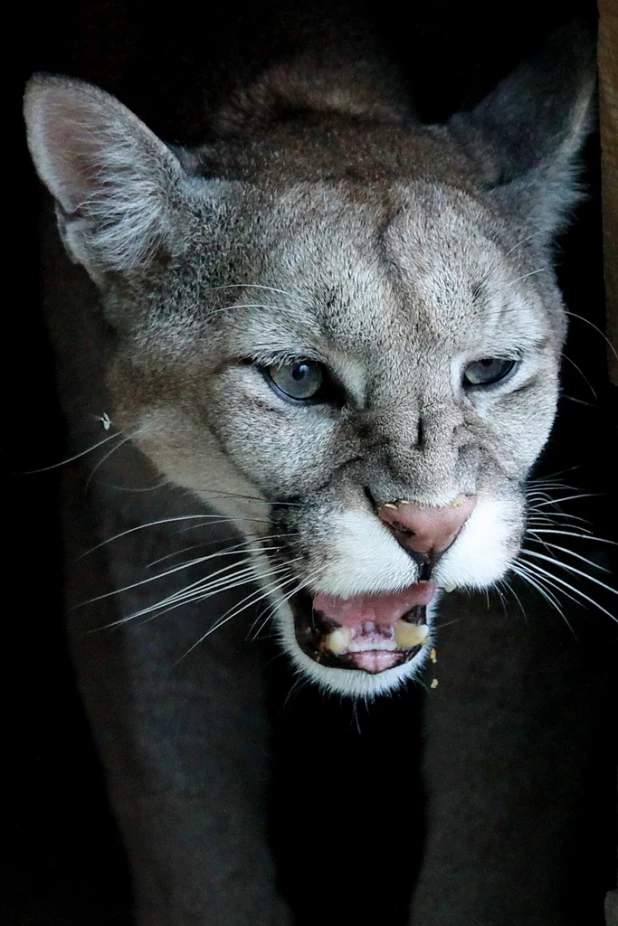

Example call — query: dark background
[9,1,616,923]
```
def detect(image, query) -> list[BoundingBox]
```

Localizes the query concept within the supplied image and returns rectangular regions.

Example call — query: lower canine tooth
[325,628,351,654]
[394,620,429,649]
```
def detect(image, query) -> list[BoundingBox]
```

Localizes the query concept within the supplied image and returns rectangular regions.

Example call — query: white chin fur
[433,494,518,590]
[310,510,419,597]
[306,497,518,600]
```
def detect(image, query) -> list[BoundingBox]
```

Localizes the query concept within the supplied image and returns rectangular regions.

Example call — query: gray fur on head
[24,25,595,696]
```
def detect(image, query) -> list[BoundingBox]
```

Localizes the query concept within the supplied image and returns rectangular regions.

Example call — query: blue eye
[266,360,326,402]
[464,358,518,387]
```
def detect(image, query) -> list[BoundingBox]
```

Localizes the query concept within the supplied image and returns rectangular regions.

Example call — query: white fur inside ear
[24,75,184,273]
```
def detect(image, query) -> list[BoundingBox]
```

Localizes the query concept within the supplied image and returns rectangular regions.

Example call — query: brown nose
[378,496,477,557]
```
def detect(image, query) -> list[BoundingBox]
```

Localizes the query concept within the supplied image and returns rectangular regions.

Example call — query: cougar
[24,7,613,924]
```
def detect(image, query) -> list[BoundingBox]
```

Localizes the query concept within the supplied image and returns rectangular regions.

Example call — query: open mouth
[290,582,436,674]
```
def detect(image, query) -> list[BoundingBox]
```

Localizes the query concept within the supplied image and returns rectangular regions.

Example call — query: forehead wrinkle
[388,183,498,253]
[475,262,551,351]
[229,301,326,353]
[225,292,373,365]
[379,193,554,358]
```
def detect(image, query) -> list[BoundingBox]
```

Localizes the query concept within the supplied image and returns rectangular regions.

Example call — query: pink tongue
[313,582,435,629]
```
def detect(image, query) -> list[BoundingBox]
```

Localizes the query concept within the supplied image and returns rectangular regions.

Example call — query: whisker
[282,674,312,711]
[207,302,291,319]
[529,467,583,481]
[565,310,618,363]
[77,549,264,607]
[23,429,126,474]
[90,561,259,627]
[514,559,593,613]
[205,282,299,301]
[531,493,600,508]
[146,531,295,569]
[560,353,598,399]
[512,561,581,640]
[501,231,547,260]
[510,562,570,625]
[525,527,612,543]
[475,231,548,293]
[85,433,134,490]
[490,582,509,619]
[248,562,330,641]
[432,617,463,630]
[527,484,582,498]
[98,559,298,630]
[175,516,271,535]
[525,535,612,573]
[562,395,595,407]
[195,490,302,508]
[204,570,300,644]
[88,477,170,493]
[77,514,274,560]
[497,576,527,621]
[522,550,618,598]
[526,498,585,514]
[504,266,547,289]
[527,512,592,529]
[146,554,294,611]
[161,561,296,619]
[173,566,303,663]
[517,557,617,624]
[146,539,239,569]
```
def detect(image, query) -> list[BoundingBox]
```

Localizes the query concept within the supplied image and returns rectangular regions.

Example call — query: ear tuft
[24,75,185,274]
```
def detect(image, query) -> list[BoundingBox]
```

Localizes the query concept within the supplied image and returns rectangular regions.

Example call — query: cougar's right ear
[24,75,189,278]
[449,23,596,242]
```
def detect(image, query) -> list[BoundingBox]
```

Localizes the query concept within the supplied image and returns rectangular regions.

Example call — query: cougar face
[24,25,593,695]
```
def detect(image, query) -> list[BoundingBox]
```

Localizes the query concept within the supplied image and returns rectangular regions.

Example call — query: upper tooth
[325,628,351,654]
[394,620,428,649]
[444,584,456,593]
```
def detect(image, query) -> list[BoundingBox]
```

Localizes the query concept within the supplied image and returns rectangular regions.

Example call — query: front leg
[63,472,292,926]
[409,588,614,926]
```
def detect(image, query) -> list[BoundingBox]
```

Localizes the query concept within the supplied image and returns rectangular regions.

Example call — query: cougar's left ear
[449,23,596,241]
